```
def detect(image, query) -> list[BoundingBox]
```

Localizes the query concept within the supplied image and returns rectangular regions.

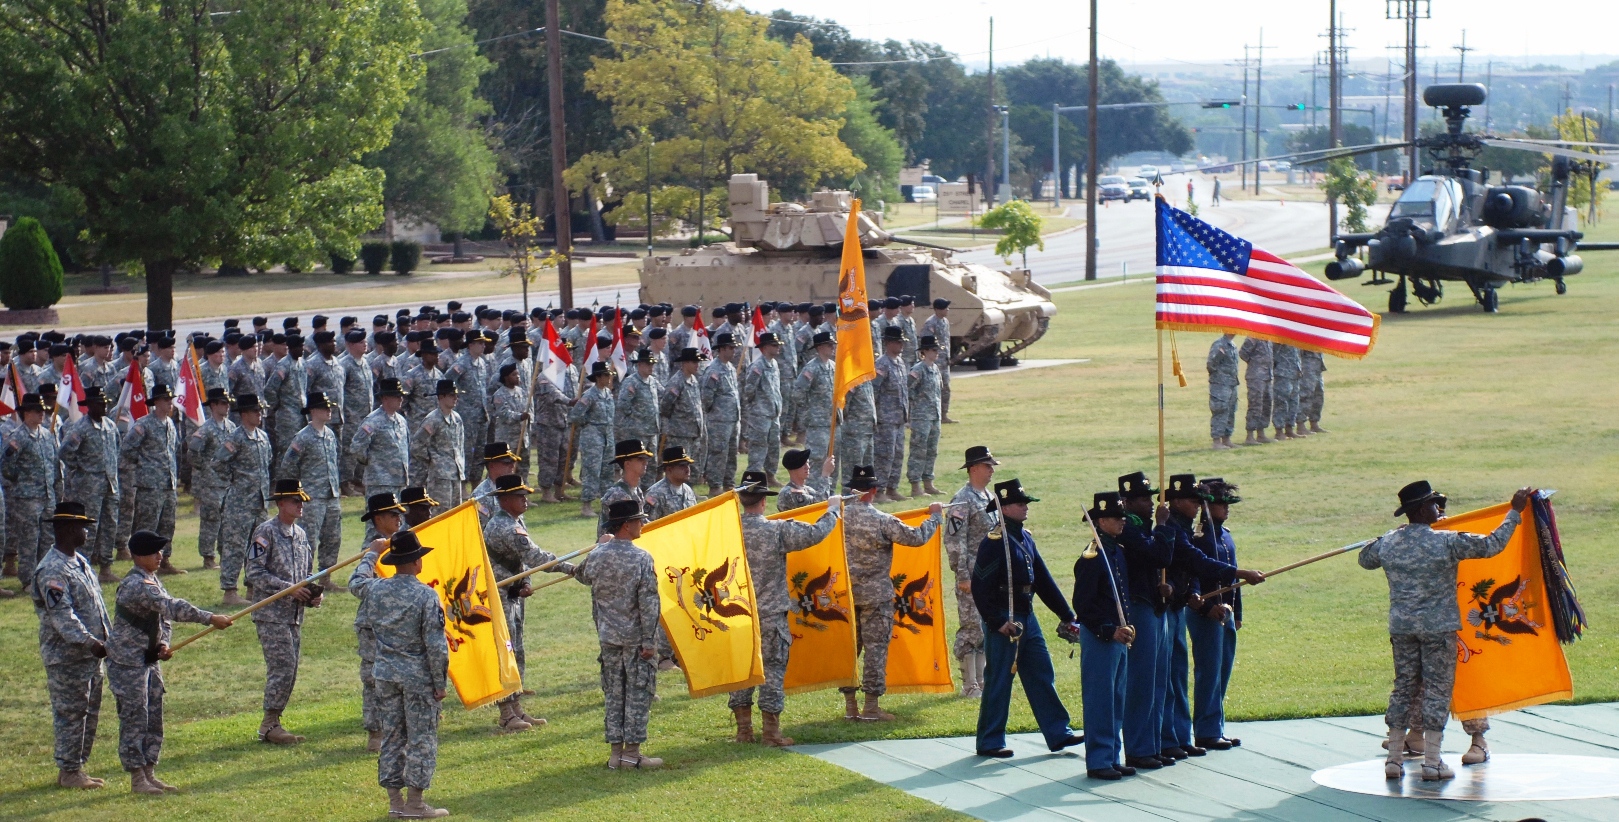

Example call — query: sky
[741,0,1619,71]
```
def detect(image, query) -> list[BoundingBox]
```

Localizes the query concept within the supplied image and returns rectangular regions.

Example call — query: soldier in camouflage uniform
[399,342,444,431]
[897,296,920,366]
[728,472,840,745]
[489,363,530,483]
[1360,482,1531,782]
[187,389,236,569]
[350,492,407,752]
[483,474,574,732]
[872,327,910,501]
[279,392,343,569]
[122,384,181,571]
[659,348,706,478]
[643,446,698,521]
[5,393,61,588]
[356,530,451,818]
[1239,337,1273,445]
[573,499,663,770]
[351,378,411,542]
[367,332,402,396]
[769,304,799,445]
[700,334,741,496]
[777,448,834,512]
[32,502,109,789]
[228,336,266,426]
[740,332,785,484]
[922,299,956,423]
[839,466,943,721]
[793,332,835,476]
[59,387,122,579]
[597,439,651,537]
[216,394,273,606]
[1299,349,1328,434]
[246,479,318,745]
[1207,333,1240,450]
[262,335,308,466]
[838,381,877,492]
[447,330,491,485]
[411,380,466,514]
[471,443,517,526]
[615,350,661,491]
[946,446,1000,697]
[110,530,232,794]
[569,362,617,517]
[905,335,944,498]
[1270,342,1303,440]
[338,330,375,494]
[532,362,574,502]
[305,332,346,462]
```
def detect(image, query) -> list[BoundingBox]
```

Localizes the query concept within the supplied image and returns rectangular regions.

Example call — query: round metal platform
[1312,754,1619,801]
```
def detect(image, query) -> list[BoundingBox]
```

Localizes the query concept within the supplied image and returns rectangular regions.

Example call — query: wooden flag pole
[495,543,597,588]
[1199,538,1378,600]
[1156,327,1168,591]
[169,550,367,654]
[525,568,588,594]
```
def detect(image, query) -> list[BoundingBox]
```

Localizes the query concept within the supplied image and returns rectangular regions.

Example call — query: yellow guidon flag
[636,491,765,698]
[833,198,877,412]
[376,500,522,709]
[1438,501,1573,720]
[772,500,859,694]
[884,507,955,694]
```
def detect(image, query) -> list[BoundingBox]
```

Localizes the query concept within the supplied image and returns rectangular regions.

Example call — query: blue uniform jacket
[971,521,1076,632]
[1157,512,1239,609]
[1191,522,1242,622]
[1070,533,1130,641]
[1121,515,1173,612]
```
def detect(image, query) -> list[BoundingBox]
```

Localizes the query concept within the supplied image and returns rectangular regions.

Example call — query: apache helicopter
[1231,83,1618,313]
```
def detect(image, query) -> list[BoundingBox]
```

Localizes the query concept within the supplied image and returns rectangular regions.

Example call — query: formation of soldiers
[1206,334,1328,450]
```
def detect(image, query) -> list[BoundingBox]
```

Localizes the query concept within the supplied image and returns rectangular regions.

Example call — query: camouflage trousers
[742,414,781,479]
[837,424,875,490]
[133,487,178,555]
[193,484,226,560]
[1403,667,1489,735]
[358,626,379,732]
[8,495,54,587]
[376,679,441,790]
[1300,375,1325,424]
[45,659,102,769]
[108,662,164,771]
[803,425,831,475]
[873,423,906,490]
[255,620,303,712]
[940,366,952,419]
[340,414,365,485]
[599,644,657,744]
[362,485,402,544]
[728,615,791,714]
[219,492,266,591]
[116,466,137,552]
[577,424,614,502]
[67,483,118,566]
[532,425,569,490]
[840,603,896,697]
[271,411,301,471]
[703,418,740,490]
[950,564,985,657]
[1385,632,1455,732]
[1271,377,1299,428]
[906,420,940,483]
[496,589,526,706]
[425,478,464,518]
[303,496,342,570]
[1244,375,1272,432]
[1209,383,1239,439]
[462,413,488,485]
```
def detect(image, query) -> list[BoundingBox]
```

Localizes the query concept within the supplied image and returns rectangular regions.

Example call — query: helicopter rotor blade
[1220,142,1415,169]
[1484,138,1619,150]
[1479,139,1616,164]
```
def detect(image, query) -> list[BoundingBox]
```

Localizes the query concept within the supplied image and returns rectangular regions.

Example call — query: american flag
[1154,198,1379,359]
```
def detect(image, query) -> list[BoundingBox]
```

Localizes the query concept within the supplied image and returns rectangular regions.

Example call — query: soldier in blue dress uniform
[1186,477,1246,751]
[1070,492,1136,780]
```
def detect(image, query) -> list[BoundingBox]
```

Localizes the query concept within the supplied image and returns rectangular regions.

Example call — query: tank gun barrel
[887,236,960,253]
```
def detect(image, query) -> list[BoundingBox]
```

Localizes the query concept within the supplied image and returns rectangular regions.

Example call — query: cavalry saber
[169,549,368,654]
[1199,538,1379,600]
[1079,509,1132,641]
[495,544,597,588]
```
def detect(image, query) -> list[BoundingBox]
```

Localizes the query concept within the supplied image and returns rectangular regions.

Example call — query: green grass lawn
[1,235,1616,819]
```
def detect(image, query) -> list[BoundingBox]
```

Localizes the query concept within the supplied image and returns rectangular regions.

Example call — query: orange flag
[884,507,954,694]
[1437,502,1573,720]
[833,198,876,412]
[771,501,859,694]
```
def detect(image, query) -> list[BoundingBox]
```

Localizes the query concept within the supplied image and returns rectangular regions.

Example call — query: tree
[489,194,562,313]
[368,0,500,239]
[1321,158,1379,233]
[838,78,905,205]
[1288,125,1378,170]
[0,216,64,309]
[568,0,863,234]
[978,200,1044,268]
[0,0,424,329]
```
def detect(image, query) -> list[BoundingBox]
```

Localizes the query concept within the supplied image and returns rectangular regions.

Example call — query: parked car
[911,184,936,202]
[1273,161,1292,171]
[1126,178,1152,202]
[1098,175,1130,202]
[1136,164,1160,180]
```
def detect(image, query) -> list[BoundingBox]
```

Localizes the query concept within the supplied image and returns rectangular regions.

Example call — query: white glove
[827,495,842,516]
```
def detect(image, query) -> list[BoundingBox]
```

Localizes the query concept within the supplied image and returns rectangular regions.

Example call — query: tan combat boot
[515,698,547,727]
[843,691,860,720]
[402,787,449,818]
[115,547,131,561]
[144,765,178,792]
[579,502,594,519]
[495,701,531,733]
[924,480,943,496]
[387,787,405,817]
[607,742,624,769]
[367,729,382,753]
[1461,732,1489,765]
[1254,429,1271,443]
[221,588,248,608]
[760,711,794,747]
[129,768,164,795]
[541,486,559,504]
[909,482,924,499]
[99,564,120,584]
[1420,730,1454,781]
[57,768,103,789]
[732,706,755,743]
[201,556,219,570]
[859,693,895,722]
[258,710,304,745]
[619,743,663,770]
[158,558,186,575]
[1383,727,1405,780]
[1310,422,1329,434]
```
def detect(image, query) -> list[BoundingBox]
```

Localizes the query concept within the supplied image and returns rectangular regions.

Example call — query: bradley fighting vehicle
[638,174,1056,367]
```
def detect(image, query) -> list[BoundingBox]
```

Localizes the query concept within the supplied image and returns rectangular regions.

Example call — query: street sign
[900,166,926,186]
[938,182,973,214]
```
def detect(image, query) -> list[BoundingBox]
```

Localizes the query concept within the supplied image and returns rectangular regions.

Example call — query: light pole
[996,106,1011,204]
[1051,102,1061,207]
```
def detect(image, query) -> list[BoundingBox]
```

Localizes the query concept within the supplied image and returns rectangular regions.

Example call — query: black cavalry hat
[203,387,232,405]
[400,487,439,508]
[1163,473,1202,501]
[1089,492,1127,520]
[1394,480,1447,517]
[147,383,175,402]
[587,361,614,380]
[661,446,696,466]
[42,501,95,524]
[737,470,777,496]
[302,391,337,412]
[271,479,311,501]
[376,377,407,398]
[1117,471,1157,499]
[361,492,406,522]
[482,442,519,463]
[881,325,904,343]
[918,335,939,351]
[672,347,707,364]
[604,499,650,526]
[847,465,879,491]
[381,530,434,566]
[612,438,653,464]
[960,445,1000,469]
[994,478,1039,506]
[757,331,783,347]
[233,392,266,413]
[492,474,534,496]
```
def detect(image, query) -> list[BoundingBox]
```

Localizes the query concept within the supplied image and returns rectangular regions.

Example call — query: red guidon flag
[177,340,205,424]
[58,355,85,423]
[539,315,572,390]
[117,359,149,421]
[1153,197,1380,359]
[0,361,20,417]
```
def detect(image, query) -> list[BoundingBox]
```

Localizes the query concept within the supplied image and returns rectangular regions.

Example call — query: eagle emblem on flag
[789,567,850,631]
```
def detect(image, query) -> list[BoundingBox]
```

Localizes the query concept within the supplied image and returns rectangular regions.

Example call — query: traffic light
[1289,103,1307,111]
[1201,100,1241,109]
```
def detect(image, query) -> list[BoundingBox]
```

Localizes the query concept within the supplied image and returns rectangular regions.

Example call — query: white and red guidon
[1153,198,1379,359]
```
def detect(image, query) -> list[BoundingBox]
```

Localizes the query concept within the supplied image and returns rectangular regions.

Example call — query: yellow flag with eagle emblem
[375,499,522,709]
[883,507,955,694]
[771,500,859,694]
[636,491,765,698]
[833,198,877,412]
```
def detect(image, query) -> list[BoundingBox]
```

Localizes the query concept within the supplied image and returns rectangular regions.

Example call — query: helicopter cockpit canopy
[1389,176,1464,230]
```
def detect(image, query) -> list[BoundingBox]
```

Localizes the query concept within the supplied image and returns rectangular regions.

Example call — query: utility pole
[1327,1,1340,244]
[1387,0,1428,184]
[1253,29,1265,195]
[1051,103,1061,207]
[1308,55,1322,130]
[1085,0,1098,281]
[1239,46,1251,191]
[545,0,574,308]
[1484,60,1493,131]
[986,17,996,207]
[1453,29,1473,82]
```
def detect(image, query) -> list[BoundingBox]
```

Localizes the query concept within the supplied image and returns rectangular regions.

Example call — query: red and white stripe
[1156,247,1379,358]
